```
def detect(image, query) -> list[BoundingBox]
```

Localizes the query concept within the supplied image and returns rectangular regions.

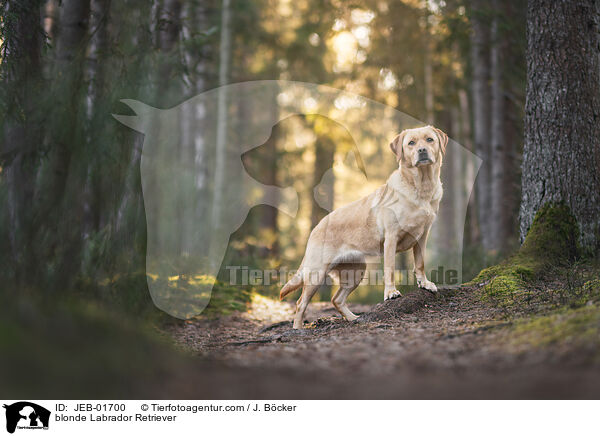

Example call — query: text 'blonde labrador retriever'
[280,125,448,328]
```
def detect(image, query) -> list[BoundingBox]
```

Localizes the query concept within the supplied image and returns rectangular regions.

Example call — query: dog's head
[389,125,447,168]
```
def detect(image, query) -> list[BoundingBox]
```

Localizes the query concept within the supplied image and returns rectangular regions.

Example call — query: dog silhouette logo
[113,80,480,319]
[3,402,50,434]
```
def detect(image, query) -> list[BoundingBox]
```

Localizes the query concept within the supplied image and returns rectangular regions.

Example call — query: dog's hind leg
[293,270,325,329]
[331,262,366,321]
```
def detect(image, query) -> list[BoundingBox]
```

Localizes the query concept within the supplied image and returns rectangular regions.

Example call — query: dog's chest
[371,182,440,244]
[393,196,436,225]
[389,200,437,247]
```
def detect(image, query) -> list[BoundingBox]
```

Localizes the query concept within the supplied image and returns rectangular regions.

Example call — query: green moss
[582,278,600,296]
[509,304,600,349]
[468,203,580,307]
[479,273,532,308]
[519,202,579,262]
[203,280,254,316]
[75,271,255,320]
[568,278,600,308]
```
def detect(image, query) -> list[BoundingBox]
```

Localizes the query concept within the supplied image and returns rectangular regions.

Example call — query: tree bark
[520,0,600,253]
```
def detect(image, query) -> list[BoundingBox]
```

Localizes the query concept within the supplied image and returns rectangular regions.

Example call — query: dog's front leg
[383,234,402,300]
[413,229,437,292]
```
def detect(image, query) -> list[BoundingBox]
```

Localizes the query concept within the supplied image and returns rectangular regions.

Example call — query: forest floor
[168,283,600,399]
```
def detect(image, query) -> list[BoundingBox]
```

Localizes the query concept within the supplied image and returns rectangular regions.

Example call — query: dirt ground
[167,287,600,399]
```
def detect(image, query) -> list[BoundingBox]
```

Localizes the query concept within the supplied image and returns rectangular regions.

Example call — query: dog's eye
[426,137,434,142]
[408,140,415,146]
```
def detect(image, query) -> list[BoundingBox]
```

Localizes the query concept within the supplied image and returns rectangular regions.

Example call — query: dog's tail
[280,265,304,300]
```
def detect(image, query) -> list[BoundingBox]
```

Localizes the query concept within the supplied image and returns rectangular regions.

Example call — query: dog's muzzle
[416,149,432,165]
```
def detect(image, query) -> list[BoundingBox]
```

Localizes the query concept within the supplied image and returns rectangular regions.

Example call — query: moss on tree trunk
[469,203,579,302]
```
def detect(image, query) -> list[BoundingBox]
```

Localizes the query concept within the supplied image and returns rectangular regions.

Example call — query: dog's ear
[432,127,448,155]
[389,131,406,162]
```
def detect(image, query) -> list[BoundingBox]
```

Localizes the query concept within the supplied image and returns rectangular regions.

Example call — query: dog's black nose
[418,148,427,154]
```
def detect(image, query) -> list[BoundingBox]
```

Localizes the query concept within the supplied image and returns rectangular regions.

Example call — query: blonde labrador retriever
[280,125,447,328]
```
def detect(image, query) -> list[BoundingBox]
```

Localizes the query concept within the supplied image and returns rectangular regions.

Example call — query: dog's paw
[345,313,359,322]
[417,279,438,293]
[384,289,402,300]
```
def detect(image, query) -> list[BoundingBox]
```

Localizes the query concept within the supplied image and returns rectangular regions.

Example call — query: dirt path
[168,288,600,399]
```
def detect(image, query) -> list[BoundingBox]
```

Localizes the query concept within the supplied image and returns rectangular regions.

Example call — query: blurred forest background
[0,0,527,313]
[3,0,600,399]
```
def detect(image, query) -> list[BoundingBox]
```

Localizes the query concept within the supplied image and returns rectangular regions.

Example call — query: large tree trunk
[470,0,492,252]
[520,0,600,253]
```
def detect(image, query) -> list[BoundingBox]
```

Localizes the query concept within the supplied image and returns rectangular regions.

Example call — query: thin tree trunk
[179,1,195,254]
[211,0,232,237]
[157,0,183,253]
[502,100,519,246]
[191,1,214,249]
[84,0,111,239]
[489,5,506,253]
[458,88,480,246]
[451,107,463,246]
[520,0,600,253]
[423,17,434,125]
[114,4,157,236]
[470,0,492,251]
[157,0,182,54]
[43,0,59,40]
